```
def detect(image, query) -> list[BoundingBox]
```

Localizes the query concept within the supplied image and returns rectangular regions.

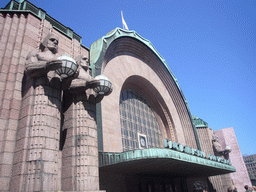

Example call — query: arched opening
[119,75,177,152]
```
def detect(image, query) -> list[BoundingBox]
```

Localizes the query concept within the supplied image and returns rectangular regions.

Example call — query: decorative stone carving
[61,55,111,191]
[212,134,231,158]
[15,33,111,191]
[25,33,62,77]
[62,54,109,104]
[11,33,62,192]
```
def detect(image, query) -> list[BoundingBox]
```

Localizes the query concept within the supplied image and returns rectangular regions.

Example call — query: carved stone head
[212,134,219,142]
[76,55,89,71]
[41,34,59,54]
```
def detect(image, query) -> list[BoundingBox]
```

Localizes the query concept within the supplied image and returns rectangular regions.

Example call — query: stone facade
[196,123,252,192]
[61,92,100,191]
[196,126,233,192]
[97,36,199,153]
[0,1,239,192]
[0,5,101,191]
[215,127,252,192]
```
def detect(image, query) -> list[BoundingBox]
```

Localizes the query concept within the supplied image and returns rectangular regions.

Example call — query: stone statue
[61,54,108,191]
[69,55,99,89]
[14,33,111,191]
[12,33,63,191]
[25,33,62,77]
[212,134,231,156]
[63,54,106,103]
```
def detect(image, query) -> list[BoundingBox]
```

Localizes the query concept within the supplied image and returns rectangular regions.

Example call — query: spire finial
[121,11,129,30]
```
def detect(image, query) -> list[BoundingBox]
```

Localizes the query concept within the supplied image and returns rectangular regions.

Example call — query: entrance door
[139,175,184,192]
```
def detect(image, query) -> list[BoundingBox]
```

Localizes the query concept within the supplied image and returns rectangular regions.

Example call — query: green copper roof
[90,27,201,150]
[99,148,236,176]
[90,28,176,79]
[193,115,209,128]
[1,0,85,47]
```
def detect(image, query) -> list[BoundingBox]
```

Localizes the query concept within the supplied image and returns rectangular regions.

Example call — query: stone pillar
[62,92,100,191]
[0,12,32,191]
[10,73,61,191]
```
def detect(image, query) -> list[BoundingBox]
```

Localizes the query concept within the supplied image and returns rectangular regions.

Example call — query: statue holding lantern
[58,54,112,191]
[13,33,112,191]
[212,134,232,160]
[59,54,112,191]
[25,31,112,101]
[13,33,63,191]
[25,33,62,77]
[60,54,112,103]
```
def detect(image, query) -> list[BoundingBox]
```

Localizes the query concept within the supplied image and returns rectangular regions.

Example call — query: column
[62,92,100,191]
[11,74,61,191]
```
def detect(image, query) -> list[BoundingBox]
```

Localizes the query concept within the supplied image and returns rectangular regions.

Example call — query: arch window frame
[120,89,162,152]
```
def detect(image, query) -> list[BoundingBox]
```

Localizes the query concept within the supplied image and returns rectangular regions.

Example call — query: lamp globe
[56,55,78,78]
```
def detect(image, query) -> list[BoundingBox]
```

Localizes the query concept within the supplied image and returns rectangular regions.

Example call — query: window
[120,90,162,151]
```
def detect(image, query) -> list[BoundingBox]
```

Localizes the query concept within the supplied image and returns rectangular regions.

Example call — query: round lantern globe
[56,55,78,78]
[225,146,232,153]
[93,75,112,95]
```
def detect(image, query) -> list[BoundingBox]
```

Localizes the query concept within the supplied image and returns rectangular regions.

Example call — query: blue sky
[1,0,255,155]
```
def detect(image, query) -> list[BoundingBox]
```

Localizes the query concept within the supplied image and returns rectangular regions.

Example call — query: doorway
[138,175,185,192]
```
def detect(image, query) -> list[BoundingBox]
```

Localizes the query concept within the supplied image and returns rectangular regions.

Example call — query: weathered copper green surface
[90,28,175,78]
[90,27,201,150]
[1,0,85,46]
[193,115,209,128]
[99,148,236,177]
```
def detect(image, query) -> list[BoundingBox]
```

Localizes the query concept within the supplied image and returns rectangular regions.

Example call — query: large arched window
[119,90,162,151]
